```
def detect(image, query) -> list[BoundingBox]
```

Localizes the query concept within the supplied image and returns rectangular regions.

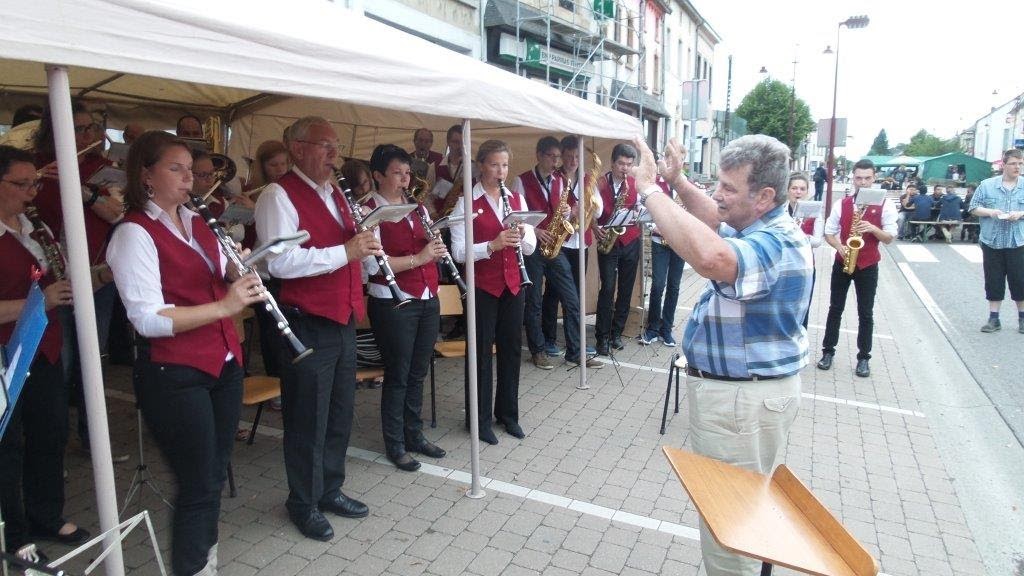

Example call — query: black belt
[686,366,778,382]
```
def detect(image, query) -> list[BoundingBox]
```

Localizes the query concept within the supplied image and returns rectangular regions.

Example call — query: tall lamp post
[823,15,869,218]
[787,45,799,166]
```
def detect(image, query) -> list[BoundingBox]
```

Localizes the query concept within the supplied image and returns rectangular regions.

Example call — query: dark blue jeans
[135,358,242,576]
[646,241,685,338]
[367,296,439,455]
[524,251,582,358]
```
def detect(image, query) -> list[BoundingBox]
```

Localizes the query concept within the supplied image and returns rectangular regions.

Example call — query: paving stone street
[52,243,1000,576]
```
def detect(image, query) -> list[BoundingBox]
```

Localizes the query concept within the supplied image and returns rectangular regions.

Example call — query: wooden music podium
[663,447,878,576]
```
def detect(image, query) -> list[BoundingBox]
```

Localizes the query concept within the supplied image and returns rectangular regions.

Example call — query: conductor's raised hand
[661,138,687,187]
[345,229,384,260]
[631,135,658,191]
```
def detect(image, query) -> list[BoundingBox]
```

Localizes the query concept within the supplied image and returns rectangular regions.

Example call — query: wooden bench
[906,220,978,242]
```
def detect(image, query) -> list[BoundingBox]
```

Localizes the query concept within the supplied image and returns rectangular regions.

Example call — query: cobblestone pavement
[50,244,994,575]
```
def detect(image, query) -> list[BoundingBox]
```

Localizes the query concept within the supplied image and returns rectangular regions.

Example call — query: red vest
[34,152,114,265]
[597,172,640,246]
[519,168,563,230]
[276,171,364,324]
[834,195,883,270]
[365,198,439,297]
[0,232,62,364]
[434,161,473,215]
[123,211,242,376]
[800,218,816,236]
[473,192,525,297]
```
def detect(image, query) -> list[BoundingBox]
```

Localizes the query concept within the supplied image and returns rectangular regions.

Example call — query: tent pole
[45,64,126,576]
[577,136,588,391]
[462,119,484,499]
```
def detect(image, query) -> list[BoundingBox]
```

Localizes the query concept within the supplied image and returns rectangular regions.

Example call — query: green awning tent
[861,152,992,184]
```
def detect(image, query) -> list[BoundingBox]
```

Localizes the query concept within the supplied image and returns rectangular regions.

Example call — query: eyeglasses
[73,122,102,134]
[296,140,341,153]
[1,179,43,192]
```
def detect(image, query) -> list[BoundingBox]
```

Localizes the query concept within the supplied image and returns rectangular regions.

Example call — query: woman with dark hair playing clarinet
[363,144,448,472]
[106,131,266,576]
[450,140,536,445]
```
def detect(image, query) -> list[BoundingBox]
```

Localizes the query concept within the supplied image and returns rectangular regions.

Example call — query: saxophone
[596,176,625,254]
[539,172,575,259]
[439,160,464,217]
[581,148,602,233]
[842,205,866,275]
[25,205,67,280]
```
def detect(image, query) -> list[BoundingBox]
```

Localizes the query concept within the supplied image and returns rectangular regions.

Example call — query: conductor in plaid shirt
[631,134,813,576]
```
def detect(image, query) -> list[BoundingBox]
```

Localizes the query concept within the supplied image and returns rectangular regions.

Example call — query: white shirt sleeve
[254,184,348,278]
[106,222,175,338]
[450,199,490,263]
[809,215,824,248]
[880,199,899,235]
[823,200,844,236]
[516,191,538,256]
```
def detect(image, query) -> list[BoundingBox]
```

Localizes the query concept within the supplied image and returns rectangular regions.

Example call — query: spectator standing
[969,149,1024,333]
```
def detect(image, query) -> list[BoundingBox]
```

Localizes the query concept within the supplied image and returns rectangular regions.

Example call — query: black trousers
[367,296,439,456]
[280,312,356,519]
[135,358,242,576]
[822,261,879,360]
[981,243,1024,302]
[596,238,640,342]
[542,247,589,345]
[524,250,582,357]
[0,357,66,550]
[466,288,524,428]
[253,278,283,377]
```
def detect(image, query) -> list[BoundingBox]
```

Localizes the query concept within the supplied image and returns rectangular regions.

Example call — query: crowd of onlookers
[895,181,978,243]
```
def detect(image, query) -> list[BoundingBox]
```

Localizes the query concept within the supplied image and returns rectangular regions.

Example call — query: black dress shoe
[816,353,834,370]
[319,493,369,519]
[388,452,421,472]
[407,440,446,459]
[855,359,870,378]
[478,425,499,445]
[595,341,610,356]
[30,524,90,545]
[503,421,525,439]
[610,336,624,351]
[291,510,334,541]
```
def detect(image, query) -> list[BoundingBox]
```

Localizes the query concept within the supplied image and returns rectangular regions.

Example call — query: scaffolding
[510,0,649,118]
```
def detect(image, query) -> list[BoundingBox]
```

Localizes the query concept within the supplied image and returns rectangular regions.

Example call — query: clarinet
[188,193,313,363]
[407,190,468,299]
[498,181,532,288]
[333,172,410,308]
[25,205,66,280]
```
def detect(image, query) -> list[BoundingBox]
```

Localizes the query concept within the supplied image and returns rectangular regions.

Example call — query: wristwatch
[638,184,661,205]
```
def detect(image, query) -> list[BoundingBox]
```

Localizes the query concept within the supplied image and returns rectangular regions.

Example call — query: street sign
[817,118,847,147]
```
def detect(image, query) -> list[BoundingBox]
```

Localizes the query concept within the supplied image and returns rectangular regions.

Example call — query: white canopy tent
[2,2,641,573]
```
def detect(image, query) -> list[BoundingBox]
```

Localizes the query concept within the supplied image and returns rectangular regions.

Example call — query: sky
[690,0,1024,158]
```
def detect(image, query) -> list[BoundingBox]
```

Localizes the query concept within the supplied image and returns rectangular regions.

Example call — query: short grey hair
[287,116,332,143]
[719,135,791,205]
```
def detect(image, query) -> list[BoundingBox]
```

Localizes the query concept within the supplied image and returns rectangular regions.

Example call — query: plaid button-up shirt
[682,204,813,378]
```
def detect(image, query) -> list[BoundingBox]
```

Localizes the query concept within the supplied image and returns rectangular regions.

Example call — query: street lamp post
[788,45,799,165]
[824,15,869,218]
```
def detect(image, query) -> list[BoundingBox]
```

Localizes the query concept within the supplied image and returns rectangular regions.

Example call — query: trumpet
[405,179,467,299]
[498,180,532,288]
[188,187,313,363]
[334,170,410,308]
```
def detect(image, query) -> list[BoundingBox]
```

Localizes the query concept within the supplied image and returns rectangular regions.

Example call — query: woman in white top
[787,172,823,328]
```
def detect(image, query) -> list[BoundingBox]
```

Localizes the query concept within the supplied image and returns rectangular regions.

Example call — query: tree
[735,79,816,157]
[869,129,890,155]
[903,129,962,156]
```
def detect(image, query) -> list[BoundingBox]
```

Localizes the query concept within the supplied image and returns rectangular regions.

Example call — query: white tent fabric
[1,0,641,139]
[1,2,639,573]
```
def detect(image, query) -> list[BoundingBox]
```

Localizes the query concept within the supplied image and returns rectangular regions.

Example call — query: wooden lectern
[663,447,878,576]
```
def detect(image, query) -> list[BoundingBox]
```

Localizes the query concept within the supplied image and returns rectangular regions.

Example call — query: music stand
[663,446,878,576]
[120,336,172,517]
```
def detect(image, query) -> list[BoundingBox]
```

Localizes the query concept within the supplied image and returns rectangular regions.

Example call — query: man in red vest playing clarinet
[255,116,383,542]
[817,159,897,378]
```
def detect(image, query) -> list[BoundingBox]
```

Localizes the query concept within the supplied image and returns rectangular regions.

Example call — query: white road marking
[950,244,983,264]
[896,244,939,263]
[597,358,926,418]
[897,262,954,338]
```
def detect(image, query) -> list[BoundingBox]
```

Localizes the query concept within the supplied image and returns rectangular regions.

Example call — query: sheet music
[87,166,127,190]
[602,208,641,228]
[220,203,255,225]
[360,204,417,229]
[502,210,547,228]
[794,200,823,219]
[855,188,886,207]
